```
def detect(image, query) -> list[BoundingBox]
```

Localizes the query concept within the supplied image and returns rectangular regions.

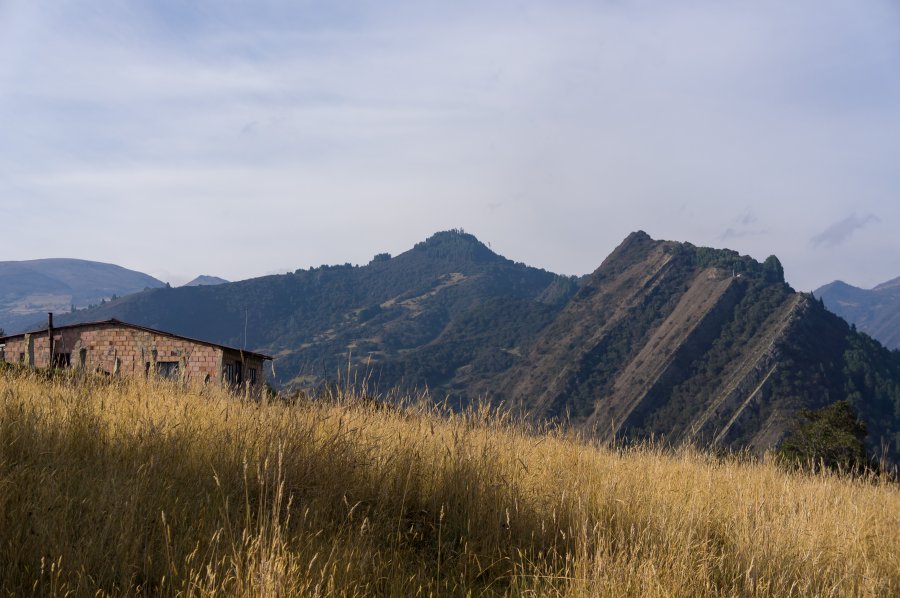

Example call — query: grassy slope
[1,369,898,596]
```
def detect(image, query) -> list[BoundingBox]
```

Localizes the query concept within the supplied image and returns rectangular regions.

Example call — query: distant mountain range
[46,230,900,462]
[183,275,230,287]
[814,278,900,350]
[0,259,165,334]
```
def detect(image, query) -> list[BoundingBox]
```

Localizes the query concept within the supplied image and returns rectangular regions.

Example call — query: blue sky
[1,0,899,289]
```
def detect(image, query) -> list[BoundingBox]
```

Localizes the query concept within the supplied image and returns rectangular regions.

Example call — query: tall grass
[1,367,898,596]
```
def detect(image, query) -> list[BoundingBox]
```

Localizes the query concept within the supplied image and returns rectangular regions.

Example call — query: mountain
[498,233,900,460]
[183,275,230,287]
[0,259,165,334]
[814,278,900,350]
[874,276,900,292]
[54,229,577,391]
[49,231,900,461]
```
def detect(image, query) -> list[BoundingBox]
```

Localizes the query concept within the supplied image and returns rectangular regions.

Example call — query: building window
[248,367,257,385]
[156,361,180,380]
[52,353,71,368]
[224,361,243,386]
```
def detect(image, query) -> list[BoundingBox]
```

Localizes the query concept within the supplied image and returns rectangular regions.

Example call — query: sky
[1,0,899,290]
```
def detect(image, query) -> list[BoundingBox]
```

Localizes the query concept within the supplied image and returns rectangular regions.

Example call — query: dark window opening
[156,361,180,380]
[224,361,243,386]
[52,353,71,368]
[248,367,257,385]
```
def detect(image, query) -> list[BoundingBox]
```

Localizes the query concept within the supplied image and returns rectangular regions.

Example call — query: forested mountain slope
[499,232,900,461]
[56,230,576,394]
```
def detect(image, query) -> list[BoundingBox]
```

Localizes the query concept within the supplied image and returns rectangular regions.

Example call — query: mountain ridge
[495,236,900,461]
[814,276,900,350]
[874,276,900,292]
[0,258,164,334]
[183,275,230,287]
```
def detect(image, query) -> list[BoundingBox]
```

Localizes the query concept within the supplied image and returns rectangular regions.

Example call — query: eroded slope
[502,234,900,461]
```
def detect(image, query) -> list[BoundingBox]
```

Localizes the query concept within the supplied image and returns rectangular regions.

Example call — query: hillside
[183,275,229,287]
[501,233,900,462]
[1,370,898,596]
[815,278,900,350]
[52,231,900,461]
[0,259,164,334]
[55,230,575,395]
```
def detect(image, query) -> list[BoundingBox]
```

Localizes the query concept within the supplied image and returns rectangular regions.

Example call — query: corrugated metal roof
[0,318,273,361]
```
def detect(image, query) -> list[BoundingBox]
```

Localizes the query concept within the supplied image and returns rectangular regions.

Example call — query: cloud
[810,214,880,248]
[720,228,763,241]
[0,1,899,292]
[738,211,758,227]
[719,210,768,241]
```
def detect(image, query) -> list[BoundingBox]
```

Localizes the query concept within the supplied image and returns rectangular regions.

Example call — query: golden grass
[1,367,898,597]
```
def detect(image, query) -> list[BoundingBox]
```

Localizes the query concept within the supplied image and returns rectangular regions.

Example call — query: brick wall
[1,324,223,383]
[1,323,268,394]
[0,336,28,365]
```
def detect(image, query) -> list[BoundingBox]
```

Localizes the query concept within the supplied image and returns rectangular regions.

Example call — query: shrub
[778,400,871,474]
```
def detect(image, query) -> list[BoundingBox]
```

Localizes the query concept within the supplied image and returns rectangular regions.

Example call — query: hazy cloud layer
[720,210,768,241]
[1,0,899,290]
[811,214,880,249]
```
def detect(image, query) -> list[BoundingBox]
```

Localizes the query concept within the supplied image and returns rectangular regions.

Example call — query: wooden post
[47,312,54,368]
[179,350,188,383]
[24,334,33,367]
[216,350,224,386]
[150,348,158,376]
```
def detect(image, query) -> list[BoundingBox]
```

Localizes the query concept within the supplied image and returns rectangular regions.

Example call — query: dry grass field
[1,366,898,596]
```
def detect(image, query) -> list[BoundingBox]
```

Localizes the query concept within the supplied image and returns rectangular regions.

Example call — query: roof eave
[0,319,273,361]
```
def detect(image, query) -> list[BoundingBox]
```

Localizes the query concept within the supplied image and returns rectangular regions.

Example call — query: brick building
[0,317,272,392]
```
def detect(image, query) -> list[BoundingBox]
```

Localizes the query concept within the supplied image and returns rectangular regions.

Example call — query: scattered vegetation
[1,367,898,596]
